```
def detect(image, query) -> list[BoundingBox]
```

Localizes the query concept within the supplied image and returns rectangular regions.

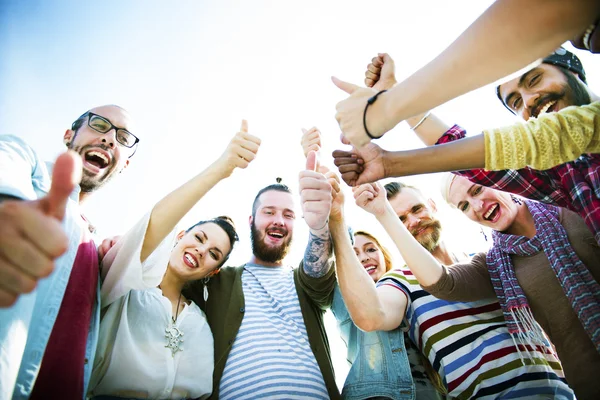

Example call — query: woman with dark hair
[88,121,260,399]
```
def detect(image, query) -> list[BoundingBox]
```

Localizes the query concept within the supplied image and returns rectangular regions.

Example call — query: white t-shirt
[88,213,214,399]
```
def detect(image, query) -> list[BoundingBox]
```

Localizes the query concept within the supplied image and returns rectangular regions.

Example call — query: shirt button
[240,307,245,312]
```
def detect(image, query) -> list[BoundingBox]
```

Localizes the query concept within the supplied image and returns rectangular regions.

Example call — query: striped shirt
[219,263,328,399]
[377,268,574,399]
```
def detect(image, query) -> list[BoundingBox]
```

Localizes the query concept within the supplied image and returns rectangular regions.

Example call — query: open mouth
[183,252,199,268]
[83,149,111,173]
[532,100,557,118]
[266,228,286,241]
[483,203,500,222]
[364,265,377,274]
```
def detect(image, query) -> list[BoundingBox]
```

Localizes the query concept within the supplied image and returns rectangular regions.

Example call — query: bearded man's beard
[250,222,293,263]
[562,70,591,107]
[411,219,442,253]
[68,142,118,193]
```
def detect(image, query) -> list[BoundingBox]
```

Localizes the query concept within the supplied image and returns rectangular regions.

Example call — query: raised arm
[331,208,406,331]
[333,0,600,148]
[300,151,333,277]
[141,120,260,262]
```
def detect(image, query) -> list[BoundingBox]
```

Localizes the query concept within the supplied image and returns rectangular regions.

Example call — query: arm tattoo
[303,228,333,278]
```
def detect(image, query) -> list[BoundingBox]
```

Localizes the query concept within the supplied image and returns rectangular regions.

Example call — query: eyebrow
[504,69,538,106]
[203,231,224,258]
[263,206,295,215]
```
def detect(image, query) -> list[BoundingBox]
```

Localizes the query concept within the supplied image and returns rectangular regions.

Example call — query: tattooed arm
[303,226,333,278]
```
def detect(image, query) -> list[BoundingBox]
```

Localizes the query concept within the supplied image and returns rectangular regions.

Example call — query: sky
[2,0,600,389]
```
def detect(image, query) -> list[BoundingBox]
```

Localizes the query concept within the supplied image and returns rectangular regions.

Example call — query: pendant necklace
[165,293,184,357]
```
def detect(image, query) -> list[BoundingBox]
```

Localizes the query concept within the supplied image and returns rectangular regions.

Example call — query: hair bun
[276,177,282,184]
[216,215,236,228]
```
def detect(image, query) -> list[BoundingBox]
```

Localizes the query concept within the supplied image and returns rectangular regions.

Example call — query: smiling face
[448,176,518,232]
[250,190,296,264]
[498,64,591,121]
[169,222,232,281]
[64,105,136,193]
[353,233,388,283]
[388,188,442,253]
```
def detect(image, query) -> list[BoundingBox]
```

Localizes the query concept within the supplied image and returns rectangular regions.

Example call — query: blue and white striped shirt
[219,263,328,399]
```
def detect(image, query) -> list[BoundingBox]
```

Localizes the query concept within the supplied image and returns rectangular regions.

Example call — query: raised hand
[352,182,388,217]
[326,170,344,223]
[299,151,332,231]
[216,120,261,177]
[301,127,322,158]
[365,53,397,91]
[332,77,398,149]
[332,141,387,186]
[0,151,81,307]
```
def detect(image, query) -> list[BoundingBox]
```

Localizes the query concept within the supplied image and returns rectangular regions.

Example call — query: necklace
[164,293,184,357]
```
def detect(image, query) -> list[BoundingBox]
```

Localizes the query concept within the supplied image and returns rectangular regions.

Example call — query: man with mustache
[333,179,572,398]
[184,152,340,400]
[333,49,600,245]
[0,105,138,399]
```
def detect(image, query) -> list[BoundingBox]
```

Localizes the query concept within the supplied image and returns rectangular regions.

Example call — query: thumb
[331,76,359,94]
[40,151,82,220]
[306,150,318,172]
[241,119,248,133]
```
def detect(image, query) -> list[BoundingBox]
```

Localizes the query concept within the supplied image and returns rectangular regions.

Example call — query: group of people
[1,2,599,399]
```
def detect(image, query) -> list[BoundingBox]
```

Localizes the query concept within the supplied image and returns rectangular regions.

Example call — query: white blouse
[88,213,214,399]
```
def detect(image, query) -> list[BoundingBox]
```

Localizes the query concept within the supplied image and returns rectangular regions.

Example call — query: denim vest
[331,285,415,400]
[0,136,100,399]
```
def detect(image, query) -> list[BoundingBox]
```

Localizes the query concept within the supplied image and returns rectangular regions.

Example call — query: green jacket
[185,261,341,400]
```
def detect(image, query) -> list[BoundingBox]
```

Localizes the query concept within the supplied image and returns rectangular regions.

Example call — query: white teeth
[484,204,498,220]
[184,253,198,267]
[269,232,283,238]
[537,100,556,117]
[365,266,376,272]
[87,151,108,163]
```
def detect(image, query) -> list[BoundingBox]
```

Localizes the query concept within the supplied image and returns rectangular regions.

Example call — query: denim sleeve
[0,135,49,200]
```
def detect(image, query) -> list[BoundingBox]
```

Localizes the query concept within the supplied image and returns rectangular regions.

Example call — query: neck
[589,90,600,103]
[159,267,186,301]
[78,191,90,204]
[430,240,456,266]
[505,204,536,238]
[248,255,284,267]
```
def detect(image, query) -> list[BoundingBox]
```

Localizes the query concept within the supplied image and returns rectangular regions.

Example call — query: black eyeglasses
[75,112,140,148]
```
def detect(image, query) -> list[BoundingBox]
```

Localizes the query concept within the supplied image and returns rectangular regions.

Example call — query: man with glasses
[0,105,138,399]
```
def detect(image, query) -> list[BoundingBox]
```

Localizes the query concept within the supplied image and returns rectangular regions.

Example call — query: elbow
[353,311,385,332]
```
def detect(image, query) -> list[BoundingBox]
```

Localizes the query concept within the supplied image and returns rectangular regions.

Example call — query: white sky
[2,0,600,389]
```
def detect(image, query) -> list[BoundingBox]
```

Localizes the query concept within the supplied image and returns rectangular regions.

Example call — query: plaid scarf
[486,200,600,357]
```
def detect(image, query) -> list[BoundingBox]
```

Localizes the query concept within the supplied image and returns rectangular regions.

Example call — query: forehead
[447,176,473,206]
[388,188,429,215]
[88,105,134,131]
[354,234,377,248]
[256,190,295,211]
[189,222,231,248]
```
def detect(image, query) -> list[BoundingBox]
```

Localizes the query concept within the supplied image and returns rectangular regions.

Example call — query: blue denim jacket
[0,135,100,399]
[331,284,414,400]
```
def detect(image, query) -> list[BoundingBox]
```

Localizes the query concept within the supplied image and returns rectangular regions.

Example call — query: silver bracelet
[411,111,431,130]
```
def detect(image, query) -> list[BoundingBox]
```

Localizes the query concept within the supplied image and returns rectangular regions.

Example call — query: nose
[272,213,285,226]
[195,246,206,259]
[521,92,539,120]
[358,251,370,263]
[406,214,421,230]
[100,129,117,148]
[473,199,485,214]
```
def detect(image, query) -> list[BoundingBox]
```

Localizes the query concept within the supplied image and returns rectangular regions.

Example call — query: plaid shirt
[437,125,600,245]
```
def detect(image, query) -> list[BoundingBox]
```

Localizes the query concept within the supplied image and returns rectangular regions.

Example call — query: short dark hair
[384,181,422,200]
[251,178,292,217]
[185,215,239,266]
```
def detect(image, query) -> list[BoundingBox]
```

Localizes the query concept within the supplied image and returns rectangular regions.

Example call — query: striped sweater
[377,268,574,399]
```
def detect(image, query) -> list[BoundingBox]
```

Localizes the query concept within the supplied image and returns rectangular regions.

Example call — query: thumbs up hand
[299,150,332,231]
[0,151,81,307]
[332,76,395,149]
[215,119,261,178]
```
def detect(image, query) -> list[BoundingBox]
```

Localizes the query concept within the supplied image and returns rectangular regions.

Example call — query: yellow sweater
[485,102,600,171]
